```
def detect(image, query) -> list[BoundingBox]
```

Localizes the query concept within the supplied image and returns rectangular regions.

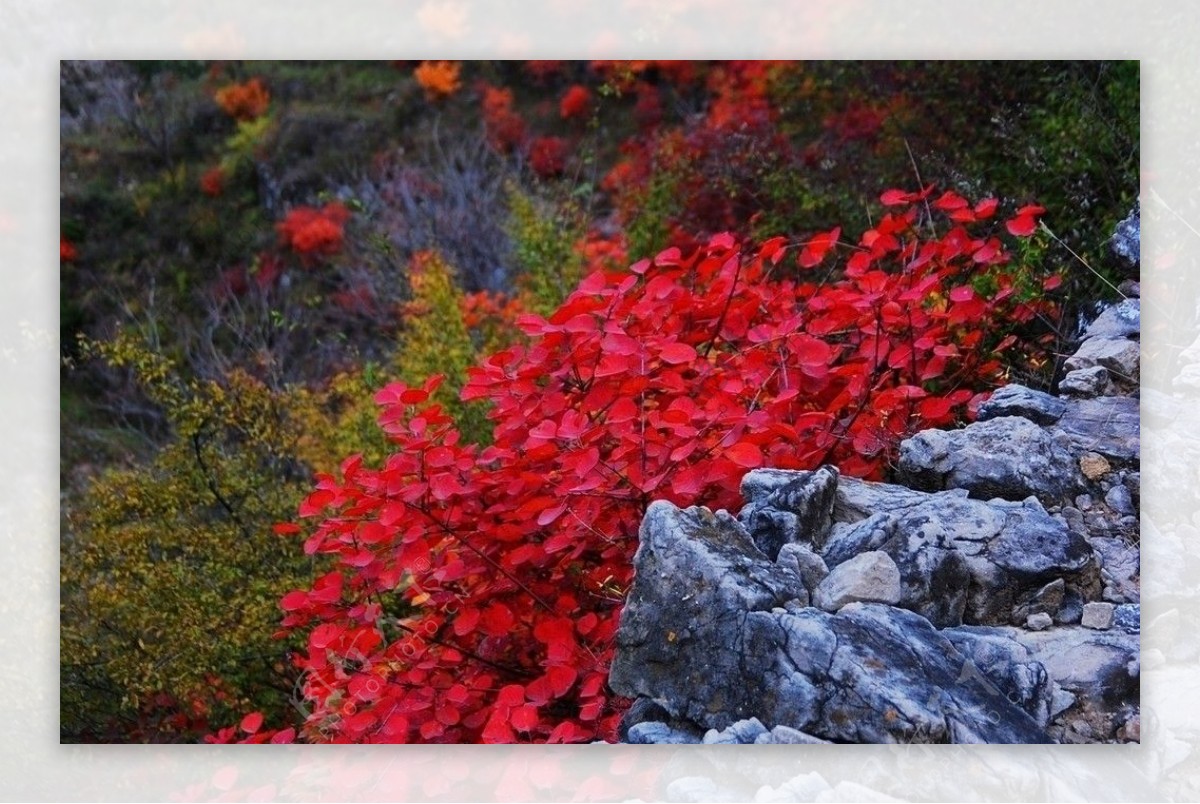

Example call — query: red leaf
[240,712,263,734]
[273,522,301,535]
[880,188,912,205]
[917,397,954,420]
[792,333,834,367]
[453,607,480,636]
[799,227,840,268]
[280,590,308,612]
[726,442,763,469]
[309,623,344,650]
[480,604,515,637]
[537,501,569,526]
[380,713,408,739]
[511,704,539,732]
[546,665,577,697]
[660,342,697,364]
[436,704,461,726]
[270,728,296,744]
[974,197,998,218]
[972,240,1000,263]
[949,285,975,302]
[428,472,463,500]
[399,387,429,405]
[933,191,968,211]
[1005,214,1038,237]
[497,684,526,709]
[425,446,456,468]
[758,235,788,264]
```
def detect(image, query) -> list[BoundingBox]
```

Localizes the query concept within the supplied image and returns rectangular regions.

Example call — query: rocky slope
[610,212,1141,745]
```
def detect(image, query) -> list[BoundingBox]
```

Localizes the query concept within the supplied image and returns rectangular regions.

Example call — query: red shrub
[525,61,566,84]
[214,78,270,121]
[244,190,1058,744]
[559,84,592,120]
[199,166,225,197]
[527,136,569,179]
[480,84,526,154]
[633,81,662,129]
[277,202,351,258]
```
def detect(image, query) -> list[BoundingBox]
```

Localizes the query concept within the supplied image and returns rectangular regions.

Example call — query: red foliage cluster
[236,190,1057,744]
[632,82,663,130]
[60,237,78,262]
[527,136,569,179]
[823,99,892,144]
[460,290,525,333]
[603,118,797,248]
[705,61,783,128]
[332,284,381,317]
[277,202,351,258]
[589,60,699,91]
[524,61,566,84]
[214,78,270,121]
[414,61,462,100]
[214,252,285,300]
[480,84,526,154]
[559,84,592,120]
[199,166,225,197]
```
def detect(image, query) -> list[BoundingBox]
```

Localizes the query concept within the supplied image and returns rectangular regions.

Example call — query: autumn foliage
[559,84,592,120]
[277,202,351,257]
[480,84,526,154]
[231,190,1058,744]
[199,166,225,197]
[214,78,270,121]
[414,61,462,100]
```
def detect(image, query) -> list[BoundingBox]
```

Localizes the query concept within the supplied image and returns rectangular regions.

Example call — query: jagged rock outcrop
[896,417,1082,502]
[612,212,1140,745]
[610,500,1055,743]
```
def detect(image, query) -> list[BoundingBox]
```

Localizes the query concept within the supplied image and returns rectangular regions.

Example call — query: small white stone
[1081,601,1115,630]
[813,551,902,612]
[1026,612,1053,631]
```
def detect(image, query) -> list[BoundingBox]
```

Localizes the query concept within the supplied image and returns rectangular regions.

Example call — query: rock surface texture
[610,212,1140,744]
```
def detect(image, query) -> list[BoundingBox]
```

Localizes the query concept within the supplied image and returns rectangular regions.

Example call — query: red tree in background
[277,202,351,258]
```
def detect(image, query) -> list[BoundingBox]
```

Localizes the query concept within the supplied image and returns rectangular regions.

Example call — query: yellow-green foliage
[291,365,393,474]
[62,332,320,739]
[395,251,491,444]
[506,185,585,316]
[220,115,274,174]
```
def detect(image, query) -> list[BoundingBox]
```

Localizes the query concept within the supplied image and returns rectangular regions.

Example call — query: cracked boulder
[828,475,1098,626]
[897,416,1082,503]
[611,501,1054,743]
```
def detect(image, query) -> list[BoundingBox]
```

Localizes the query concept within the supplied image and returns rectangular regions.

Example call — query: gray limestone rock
[775,542,829,595]
[612,501,1054,743]
[1110,203,1140,272]
[1082,602,1116,630]
[824,475,1095,626]
[1113,604,1140,635]
[1084,298,1140,341]
[1027,613,1053,631]
[812,550,902,611]
[1059,366,1113,398]
[1063,337,1140,384]
[738,466,839,557]
[1050,396,1140,463]
[976,384,1067,425]
[898,417,1081,503]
